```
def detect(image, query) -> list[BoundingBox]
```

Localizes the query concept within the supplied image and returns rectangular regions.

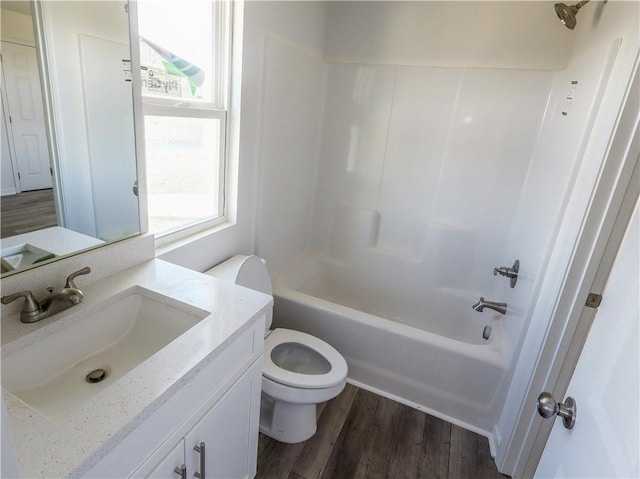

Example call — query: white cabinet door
[184,362,262,479]
[535,202,639,478]
[145,440,185,479]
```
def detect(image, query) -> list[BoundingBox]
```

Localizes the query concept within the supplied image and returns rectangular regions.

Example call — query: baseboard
[1,188,18,197]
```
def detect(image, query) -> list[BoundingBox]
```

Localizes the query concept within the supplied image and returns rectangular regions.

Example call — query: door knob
[537,392,577,429]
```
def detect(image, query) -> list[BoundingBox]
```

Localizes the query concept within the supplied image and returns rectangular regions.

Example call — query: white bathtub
[272,253,507,442]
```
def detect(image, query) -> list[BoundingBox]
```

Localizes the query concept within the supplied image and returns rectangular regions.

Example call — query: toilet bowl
[205,255,348,443]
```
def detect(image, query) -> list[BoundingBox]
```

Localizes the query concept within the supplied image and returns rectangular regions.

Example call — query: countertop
[1,259,272,478]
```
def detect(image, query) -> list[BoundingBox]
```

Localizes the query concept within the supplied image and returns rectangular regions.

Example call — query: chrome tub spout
[472,297,507,315]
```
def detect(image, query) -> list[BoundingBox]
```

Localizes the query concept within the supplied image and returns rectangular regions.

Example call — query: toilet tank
[205,255,273,330]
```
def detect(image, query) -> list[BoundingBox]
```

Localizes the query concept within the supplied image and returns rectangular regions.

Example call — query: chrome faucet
[472,297,507,315]
[1,267,91,323]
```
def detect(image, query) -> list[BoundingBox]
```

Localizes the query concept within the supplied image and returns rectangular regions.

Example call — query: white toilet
[205,255,348,443]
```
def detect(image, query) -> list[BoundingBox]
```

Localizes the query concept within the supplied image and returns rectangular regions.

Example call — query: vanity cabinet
[134,361,260,479]
[83,317,265,479]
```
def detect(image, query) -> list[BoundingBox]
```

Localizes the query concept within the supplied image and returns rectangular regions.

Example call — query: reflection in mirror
[0,0,140,277]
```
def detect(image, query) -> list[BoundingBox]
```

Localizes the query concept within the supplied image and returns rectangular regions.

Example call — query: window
[137,0,230,239]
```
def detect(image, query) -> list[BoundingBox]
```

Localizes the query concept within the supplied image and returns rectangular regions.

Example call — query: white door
[534,200,639,478]
[0,41,52,192]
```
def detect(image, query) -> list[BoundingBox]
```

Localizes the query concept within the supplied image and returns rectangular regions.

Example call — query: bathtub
[272,253,507,443]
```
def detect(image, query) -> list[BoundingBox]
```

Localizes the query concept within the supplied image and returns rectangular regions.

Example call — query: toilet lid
[263,329,348,389]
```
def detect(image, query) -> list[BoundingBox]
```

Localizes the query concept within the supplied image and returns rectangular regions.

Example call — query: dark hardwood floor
[257,384,509,479]
[1,189,57,238]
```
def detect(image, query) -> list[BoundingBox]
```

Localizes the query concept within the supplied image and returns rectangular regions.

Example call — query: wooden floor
[1,189,57,238]
[258,385,509,479]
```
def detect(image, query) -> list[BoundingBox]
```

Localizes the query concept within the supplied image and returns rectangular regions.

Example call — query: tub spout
[472,297,507,315]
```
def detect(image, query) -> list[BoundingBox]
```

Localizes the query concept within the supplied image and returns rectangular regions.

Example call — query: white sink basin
[1,287,208,419]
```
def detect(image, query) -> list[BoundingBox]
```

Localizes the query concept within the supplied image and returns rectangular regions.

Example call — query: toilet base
[259,393,317,443]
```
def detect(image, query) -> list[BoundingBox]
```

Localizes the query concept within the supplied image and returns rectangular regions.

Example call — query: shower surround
[267,63,554,441]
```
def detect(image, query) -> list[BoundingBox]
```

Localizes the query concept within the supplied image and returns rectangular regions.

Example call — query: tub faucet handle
[493,259,520,288]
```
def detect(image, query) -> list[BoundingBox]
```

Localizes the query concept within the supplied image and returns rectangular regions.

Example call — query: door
[1,41,52,192]
[77,34,139,241]
[534,200,639,478]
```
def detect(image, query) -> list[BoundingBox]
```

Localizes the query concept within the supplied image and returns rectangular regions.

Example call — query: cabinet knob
[193,442,206,479]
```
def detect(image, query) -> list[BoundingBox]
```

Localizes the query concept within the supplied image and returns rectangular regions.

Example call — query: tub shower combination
[256,0,622,453]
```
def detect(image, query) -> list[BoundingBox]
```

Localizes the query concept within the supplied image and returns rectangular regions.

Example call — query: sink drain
[86,368,107,383]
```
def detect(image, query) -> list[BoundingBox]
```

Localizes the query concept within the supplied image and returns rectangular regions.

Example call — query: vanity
[1,257,272,478]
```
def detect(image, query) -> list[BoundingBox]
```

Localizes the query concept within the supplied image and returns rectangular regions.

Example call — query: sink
[1,243,56,273]
[1,287,209,419]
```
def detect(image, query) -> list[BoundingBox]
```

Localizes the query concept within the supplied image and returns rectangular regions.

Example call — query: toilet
[205,255,348,443]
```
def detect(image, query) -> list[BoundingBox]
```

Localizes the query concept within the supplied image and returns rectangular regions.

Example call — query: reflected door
[0,41,52,192]
[78,35,139,241]
[534,202,639,478]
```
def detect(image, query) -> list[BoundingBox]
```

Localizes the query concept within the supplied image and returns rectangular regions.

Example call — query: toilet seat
[263,328,347,389]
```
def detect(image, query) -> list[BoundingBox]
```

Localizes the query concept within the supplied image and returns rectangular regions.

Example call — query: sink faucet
[472,297,507,315]
[1,267,91,323]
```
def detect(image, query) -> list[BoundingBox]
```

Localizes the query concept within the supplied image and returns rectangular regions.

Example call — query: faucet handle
[493,259,520,288]
[65,267,91,289]
[1,291,42,315]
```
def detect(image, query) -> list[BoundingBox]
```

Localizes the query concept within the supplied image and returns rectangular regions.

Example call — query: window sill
[154,220,235,258]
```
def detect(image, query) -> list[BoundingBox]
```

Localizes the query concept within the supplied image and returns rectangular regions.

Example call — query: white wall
[253,35,325,274]
[0,8,35,45]
[247,1,328,275]
[159,1,327,273]
[247,1,327,275]
[324,1,575,70]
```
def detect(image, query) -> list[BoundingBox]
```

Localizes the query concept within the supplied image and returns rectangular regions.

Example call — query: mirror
[0,0,140,276]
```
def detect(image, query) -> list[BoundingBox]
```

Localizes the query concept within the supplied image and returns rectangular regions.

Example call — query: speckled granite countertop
[1,259,272,478]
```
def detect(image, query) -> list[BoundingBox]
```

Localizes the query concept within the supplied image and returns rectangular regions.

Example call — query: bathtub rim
[272,251,506,349]
[273,283,505,369]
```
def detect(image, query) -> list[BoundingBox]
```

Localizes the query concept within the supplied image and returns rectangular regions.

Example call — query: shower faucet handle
[493,259,520,288]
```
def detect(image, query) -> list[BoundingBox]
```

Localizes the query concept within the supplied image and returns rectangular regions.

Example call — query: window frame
[138,0,232,244]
